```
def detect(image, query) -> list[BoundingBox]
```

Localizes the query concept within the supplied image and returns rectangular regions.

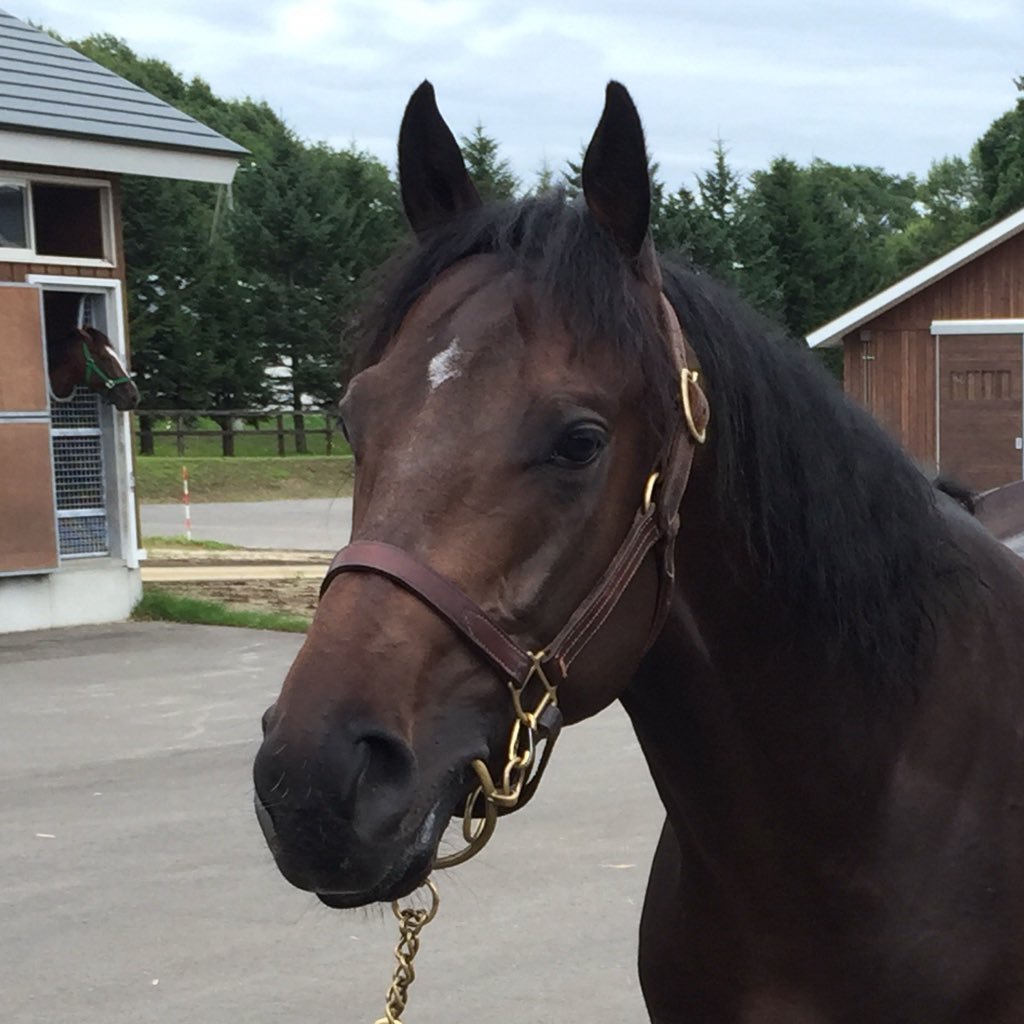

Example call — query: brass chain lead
[372,654,559,1022]
[374,879,440,1024]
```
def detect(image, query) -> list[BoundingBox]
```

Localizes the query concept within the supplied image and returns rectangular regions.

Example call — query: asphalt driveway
[140,498,352,551]
[0,621,660,1024]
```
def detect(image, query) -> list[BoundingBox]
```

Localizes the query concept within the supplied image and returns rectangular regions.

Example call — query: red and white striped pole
[182,465,192,542]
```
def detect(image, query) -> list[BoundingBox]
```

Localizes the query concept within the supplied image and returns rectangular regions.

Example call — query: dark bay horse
[47,325,139,411]
[254,82,1024,1022]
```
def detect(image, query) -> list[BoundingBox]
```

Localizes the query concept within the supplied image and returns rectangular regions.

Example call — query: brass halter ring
[433,651,557,869]
[681,368,707,445]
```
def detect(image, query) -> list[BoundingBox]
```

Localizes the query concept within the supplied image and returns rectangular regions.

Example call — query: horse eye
[549,424,607,467]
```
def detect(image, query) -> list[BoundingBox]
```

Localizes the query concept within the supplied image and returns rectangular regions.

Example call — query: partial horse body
[47,325,139,411]
[253,82,1024,1022]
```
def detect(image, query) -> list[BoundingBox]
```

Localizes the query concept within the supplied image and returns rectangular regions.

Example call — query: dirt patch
[142,546,329,617]
[149,577,320,617]
[145,547,333,565]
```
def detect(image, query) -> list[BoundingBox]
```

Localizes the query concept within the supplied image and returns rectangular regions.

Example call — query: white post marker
[182,465,192,541]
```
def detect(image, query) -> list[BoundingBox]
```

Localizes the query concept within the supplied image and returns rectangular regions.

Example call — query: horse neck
[620,456,911,865]
[48,341,80,400]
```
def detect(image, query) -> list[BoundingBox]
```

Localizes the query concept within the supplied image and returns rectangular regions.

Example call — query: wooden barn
[0,11,244,632]
[808,208,1024,492]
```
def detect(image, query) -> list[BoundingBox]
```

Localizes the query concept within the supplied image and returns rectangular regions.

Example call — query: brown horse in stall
[47,325,139,411]
[254,82,1024,1022]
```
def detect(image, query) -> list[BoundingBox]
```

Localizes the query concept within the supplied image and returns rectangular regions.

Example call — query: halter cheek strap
[82,342,133,390]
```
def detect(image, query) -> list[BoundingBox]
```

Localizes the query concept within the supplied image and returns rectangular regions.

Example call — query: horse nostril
[261,704,276,737]
[354,733,415,795]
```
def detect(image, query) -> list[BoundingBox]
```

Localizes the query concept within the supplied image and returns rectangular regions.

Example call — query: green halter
[82,340,133,390]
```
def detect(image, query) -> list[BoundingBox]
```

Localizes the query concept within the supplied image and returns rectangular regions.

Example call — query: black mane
[357,191,966,690]
[662,263,967,689]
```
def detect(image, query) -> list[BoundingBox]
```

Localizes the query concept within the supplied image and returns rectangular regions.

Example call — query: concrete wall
[0,559,141,633]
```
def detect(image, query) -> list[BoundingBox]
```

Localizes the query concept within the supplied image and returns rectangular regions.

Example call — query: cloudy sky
[15,0,1024,192]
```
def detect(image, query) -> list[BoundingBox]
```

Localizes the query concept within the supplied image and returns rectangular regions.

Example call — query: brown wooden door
[939,334,1023,491]
[0,282,58,575]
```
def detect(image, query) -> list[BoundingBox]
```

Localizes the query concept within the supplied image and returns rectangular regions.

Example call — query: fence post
[175,414,185,457]
[325,413,333,455]
[276,413,286,456]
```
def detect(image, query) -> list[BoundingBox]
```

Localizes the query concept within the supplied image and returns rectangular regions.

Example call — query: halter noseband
[319,295,708,866]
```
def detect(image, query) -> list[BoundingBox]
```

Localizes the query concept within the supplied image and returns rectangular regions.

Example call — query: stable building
[808,208,1024,492]
[0,10,245,632]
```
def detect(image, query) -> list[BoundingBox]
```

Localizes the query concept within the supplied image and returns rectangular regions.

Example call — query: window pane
[0,184,28,248]
[33,184,104,258]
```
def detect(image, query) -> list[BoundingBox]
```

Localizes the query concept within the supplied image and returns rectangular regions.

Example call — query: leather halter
[319,295,707,798]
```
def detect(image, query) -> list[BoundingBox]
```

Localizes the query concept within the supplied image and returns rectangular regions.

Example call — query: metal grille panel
[50,387,109,558]
[52,435,104,508]
[57,515,109,556]
[51,386,102,429]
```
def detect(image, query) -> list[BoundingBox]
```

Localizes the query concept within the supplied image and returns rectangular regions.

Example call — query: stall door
[939,334,1023,491]
[0,283,58,575]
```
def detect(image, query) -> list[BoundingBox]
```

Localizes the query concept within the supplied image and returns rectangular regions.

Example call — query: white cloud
[16,0,1024,191]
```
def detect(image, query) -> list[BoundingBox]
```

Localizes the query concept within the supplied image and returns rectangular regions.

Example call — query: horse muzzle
[252,707,480,906]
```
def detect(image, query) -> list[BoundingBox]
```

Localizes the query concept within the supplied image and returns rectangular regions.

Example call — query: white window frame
[0,172,116,268]
[0,179,34,259]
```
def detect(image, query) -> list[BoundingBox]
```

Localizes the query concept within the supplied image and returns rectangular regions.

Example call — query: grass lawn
[133,587,310,633]
[135,455,354,503]
[141,535,240,550]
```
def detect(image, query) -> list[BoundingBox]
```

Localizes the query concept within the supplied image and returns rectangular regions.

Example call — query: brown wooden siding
[938,334,1023,490]
[843,327,936,469]
[842,228,1024,475]
[867,233,1024,330]
[0,262,118,283]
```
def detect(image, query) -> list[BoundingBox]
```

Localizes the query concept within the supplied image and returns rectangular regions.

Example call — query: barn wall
[842,230,1024,471]
[0,163,140,632]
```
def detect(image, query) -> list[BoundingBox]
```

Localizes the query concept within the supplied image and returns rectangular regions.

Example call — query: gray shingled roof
[0,9,247,156]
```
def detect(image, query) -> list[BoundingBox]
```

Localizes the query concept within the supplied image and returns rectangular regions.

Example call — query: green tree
[655,143,781,319]
[229,134,403,448]
[460,123,519,201]
[750,158,909,340]
[531,159,558,195]
[887,156,981,275]
[972,80,1024,225]
[63,31,404,454]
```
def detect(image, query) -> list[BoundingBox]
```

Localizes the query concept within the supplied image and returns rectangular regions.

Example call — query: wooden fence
[134,409,339,457]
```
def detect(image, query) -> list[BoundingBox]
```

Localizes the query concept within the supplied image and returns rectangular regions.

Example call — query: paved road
[141,498,353,551]
[0,622,661,1024]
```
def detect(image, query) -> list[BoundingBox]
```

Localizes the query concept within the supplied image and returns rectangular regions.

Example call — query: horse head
[253,81,707,908]
[49,326,139,411]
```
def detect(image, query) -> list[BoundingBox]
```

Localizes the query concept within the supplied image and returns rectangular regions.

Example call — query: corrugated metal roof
[0,9,247,157]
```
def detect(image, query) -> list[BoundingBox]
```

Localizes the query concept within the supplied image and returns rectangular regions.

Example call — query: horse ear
[582,82,656,277]
[398,81,482,237]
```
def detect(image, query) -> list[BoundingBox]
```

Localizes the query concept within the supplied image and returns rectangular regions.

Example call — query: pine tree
[459,123,519,201]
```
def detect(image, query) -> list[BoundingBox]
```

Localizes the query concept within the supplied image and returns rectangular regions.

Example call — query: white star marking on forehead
[427,338,462,391]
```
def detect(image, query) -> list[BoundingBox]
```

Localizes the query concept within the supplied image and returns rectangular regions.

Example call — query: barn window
[32,184,106,259]
[0,176,112,263]
[0,182,29,249]
[950,370,1012,401]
